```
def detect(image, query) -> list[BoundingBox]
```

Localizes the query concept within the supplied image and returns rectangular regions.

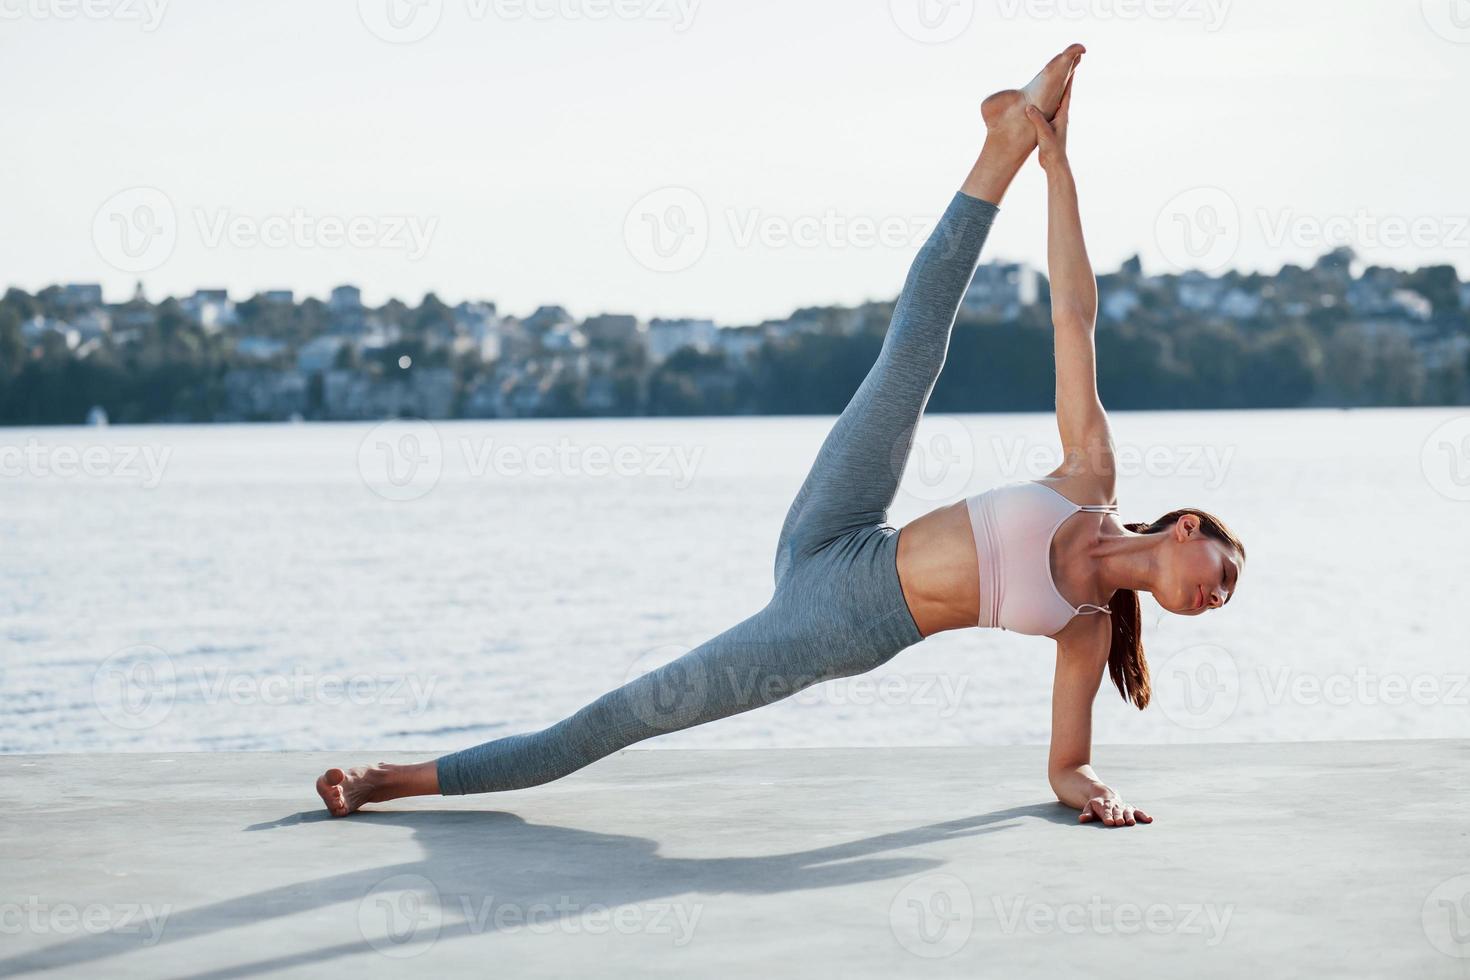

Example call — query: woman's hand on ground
[1026,71,1074,171]
[1079,793,1153,827]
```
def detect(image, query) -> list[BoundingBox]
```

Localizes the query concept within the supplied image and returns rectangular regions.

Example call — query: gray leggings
[436,191,999,795]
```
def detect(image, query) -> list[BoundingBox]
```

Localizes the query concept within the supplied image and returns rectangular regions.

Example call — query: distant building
[326,286,368,334]
[1313,247,1355,285]
[1218,287,1263,320]
[71,308,112,340]
[57,283,104,309]
[322,366,453,420]
[541,325,587,353]
[1391,289,1433,322]
[962,263,1037,321]
[297,335,346,374]
[524,305,574,334]
[329,285,363,313]
[22,316,79,349]
[260,290,295,305]
[581,314,642,348]
[221,368,309,419]
[495,317,536,362]
[648,318,717,361]
[1175,272,1223,313]
[1347,267,1402,317]
[182,289,237,330]
[1098,280,1140,322]
[449,302,502,360]
[716,325,765,362]
[235,337,289,362]
[453,301,498,330]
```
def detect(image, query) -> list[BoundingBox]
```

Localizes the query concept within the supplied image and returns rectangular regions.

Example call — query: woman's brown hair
[1107,508,1246,710]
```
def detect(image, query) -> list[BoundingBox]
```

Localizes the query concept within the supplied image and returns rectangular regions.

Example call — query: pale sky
[3,0,1467,324]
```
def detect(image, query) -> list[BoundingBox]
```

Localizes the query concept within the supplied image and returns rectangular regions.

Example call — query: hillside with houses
[2,247,1467,425]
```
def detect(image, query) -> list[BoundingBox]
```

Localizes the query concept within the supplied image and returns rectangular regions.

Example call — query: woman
[318,44,1244,827]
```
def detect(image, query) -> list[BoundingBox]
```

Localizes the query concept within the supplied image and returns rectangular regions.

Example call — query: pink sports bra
[966,481,1117,637]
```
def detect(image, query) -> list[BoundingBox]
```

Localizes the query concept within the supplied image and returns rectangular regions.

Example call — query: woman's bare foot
[315,761,439,817]
[966,43,1085,203]
[980,43,1085,155]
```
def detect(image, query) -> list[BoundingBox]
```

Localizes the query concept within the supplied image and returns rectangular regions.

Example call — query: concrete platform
[1,741,1468,978]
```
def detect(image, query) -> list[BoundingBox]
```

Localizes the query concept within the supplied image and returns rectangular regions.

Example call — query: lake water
[3,408,1468,756]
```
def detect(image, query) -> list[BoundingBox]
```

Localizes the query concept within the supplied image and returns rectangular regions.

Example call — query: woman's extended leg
[773,44,1084,581]
[319,586,915,810]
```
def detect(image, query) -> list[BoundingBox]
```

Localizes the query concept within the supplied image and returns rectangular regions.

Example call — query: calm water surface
[2,408,1467,753]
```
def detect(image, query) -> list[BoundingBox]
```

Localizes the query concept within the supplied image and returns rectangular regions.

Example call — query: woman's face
[1154,514,1241,616]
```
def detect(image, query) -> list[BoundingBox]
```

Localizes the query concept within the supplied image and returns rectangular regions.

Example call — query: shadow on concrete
[1,802,1073,977]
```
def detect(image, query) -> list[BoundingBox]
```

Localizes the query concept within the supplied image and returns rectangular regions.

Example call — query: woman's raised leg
[315,44,1087,815]
[773,44,1085,579]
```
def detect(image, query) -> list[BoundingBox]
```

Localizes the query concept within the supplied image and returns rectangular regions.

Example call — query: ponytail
[1107,510,1245,711]
[1106,523,1152,710]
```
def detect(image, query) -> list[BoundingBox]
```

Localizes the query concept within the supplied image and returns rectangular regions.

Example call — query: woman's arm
[1026,83,1116,488]
[1049,619,1154,826]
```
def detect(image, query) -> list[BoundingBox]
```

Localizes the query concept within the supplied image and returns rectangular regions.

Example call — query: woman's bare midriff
[896,500,982,637]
